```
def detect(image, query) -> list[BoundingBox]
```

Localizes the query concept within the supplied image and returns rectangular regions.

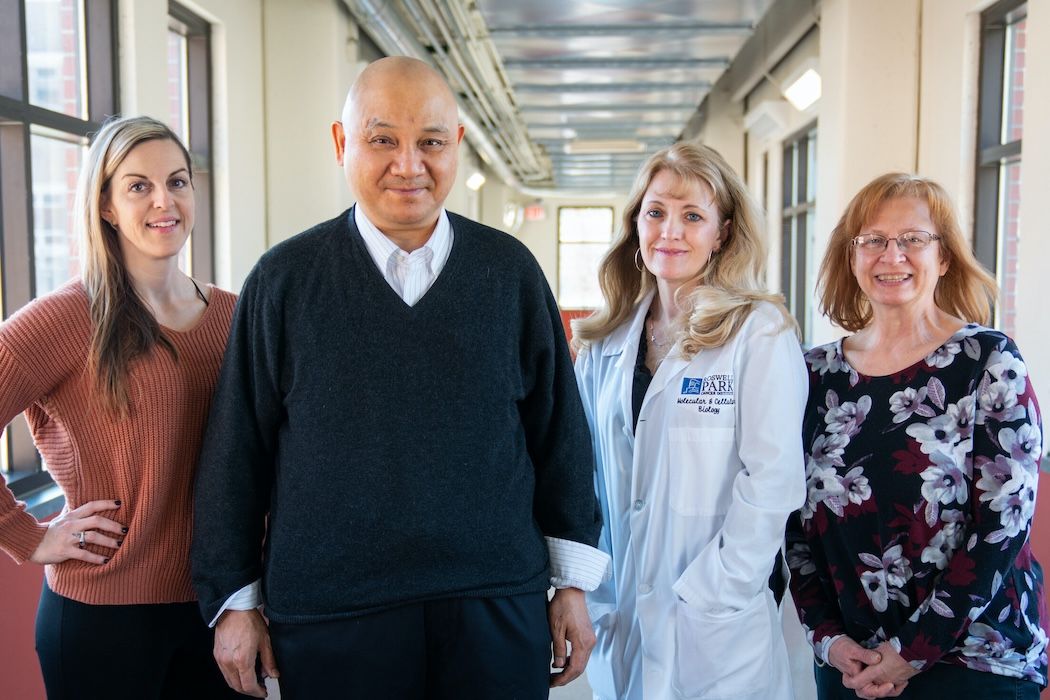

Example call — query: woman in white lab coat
[572,142,808,700]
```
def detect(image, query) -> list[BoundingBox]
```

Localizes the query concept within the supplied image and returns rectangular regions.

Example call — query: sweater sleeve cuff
[546,536,610,591]
[208,579,262,628]
[0,508,49,564]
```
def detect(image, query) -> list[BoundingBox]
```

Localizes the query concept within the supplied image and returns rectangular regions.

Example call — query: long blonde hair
[818,173,997,332]
[572,142,792,355]
[76,115,193,415]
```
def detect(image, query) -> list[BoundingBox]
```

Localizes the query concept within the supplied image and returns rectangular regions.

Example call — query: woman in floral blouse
[787,173,1046,699]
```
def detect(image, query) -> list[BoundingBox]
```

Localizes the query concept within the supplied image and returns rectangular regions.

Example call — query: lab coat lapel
[606,293,653,443]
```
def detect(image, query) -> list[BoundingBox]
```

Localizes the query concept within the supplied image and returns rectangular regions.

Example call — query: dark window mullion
[977,17,1007,152]
[0,95,101,138]
[84,0,118,121]
[0,0,25,100]
[0,122,34,316]
[978,139,1022,166]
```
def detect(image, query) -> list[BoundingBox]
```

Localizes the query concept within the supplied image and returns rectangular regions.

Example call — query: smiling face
[332,58,464,249]
[852,196,948,316]
[637,169,724,296]
[100,138,194,268]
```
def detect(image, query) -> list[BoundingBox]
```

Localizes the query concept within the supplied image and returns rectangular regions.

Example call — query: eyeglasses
[851,230,940,253]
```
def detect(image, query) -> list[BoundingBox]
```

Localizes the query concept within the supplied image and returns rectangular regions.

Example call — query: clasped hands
[828,637,918,699]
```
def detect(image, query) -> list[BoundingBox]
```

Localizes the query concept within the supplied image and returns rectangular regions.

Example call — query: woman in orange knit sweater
[0,116,239,698]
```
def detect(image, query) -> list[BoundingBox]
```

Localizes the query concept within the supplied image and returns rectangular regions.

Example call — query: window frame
[168,0,214,282]
[556,205,615,310]
[974,0,1026,334]
[0,0,118,501]
[780,121,817,344]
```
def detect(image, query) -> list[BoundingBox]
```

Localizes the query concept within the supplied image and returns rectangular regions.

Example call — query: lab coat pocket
[672,593,773,699]
[668,427,736,516]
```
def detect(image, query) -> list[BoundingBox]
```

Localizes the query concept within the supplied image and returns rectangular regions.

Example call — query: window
[167,1,214,281]
[558,207,614,309]
[0,0,117,498]
[781,124,817,343]
[975,0,1026,337]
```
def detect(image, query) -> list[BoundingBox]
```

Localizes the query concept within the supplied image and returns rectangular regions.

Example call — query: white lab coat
[575,294,807,700]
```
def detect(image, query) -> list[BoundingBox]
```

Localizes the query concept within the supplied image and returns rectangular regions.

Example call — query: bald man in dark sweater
[191,57,608,700]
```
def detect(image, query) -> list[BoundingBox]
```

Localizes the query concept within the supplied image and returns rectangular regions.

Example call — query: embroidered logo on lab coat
[678,374,735,413]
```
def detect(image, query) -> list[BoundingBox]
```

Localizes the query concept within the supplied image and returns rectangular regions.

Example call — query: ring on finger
[72,531,86,548]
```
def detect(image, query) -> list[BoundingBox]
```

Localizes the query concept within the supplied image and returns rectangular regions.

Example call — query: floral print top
[787,324,1047,685]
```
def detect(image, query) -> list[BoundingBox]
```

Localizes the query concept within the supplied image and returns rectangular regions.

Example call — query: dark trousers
[270,592,552,700]
[35,581,243,700]
[815,660,1042,699]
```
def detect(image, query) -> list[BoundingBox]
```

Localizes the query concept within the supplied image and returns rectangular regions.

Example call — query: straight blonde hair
[76,115,193,415]
[818,173,997,332]
[573,142,792,355]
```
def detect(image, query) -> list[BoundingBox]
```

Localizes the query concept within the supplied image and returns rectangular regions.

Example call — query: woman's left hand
[841,642,918,698]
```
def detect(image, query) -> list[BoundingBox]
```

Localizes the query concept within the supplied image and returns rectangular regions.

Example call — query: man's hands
[547,587,595,688]
[828,638,915,699]
[214,609,279,698]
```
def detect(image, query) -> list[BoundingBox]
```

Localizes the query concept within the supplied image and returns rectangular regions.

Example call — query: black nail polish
[121,527,128,534]
[114,500,121,506]
[103,557,109,563]
[117,540,123,547]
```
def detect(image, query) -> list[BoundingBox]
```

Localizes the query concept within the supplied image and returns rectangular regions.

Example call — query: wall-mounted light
[466,171,486,191]
[783,66,821,112]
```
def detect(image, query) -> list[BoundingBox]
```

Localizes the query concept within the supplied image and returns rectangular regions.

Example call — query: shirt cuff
[818,634,845,665]
[208,579,262,628]
[546,536,610,591]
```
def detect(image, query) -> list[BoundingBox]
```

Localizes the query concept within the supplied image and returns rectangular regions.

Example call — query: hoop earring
[634,248,644,272]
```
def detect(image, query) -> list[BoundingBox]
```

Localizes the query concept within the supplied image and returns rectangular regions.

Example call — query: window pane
[559,207,613,243]
[26,0,84,118]
[167,29,189,144]
[996,158,1021,337]
[1003,15,1026,144]
[31,131,84,297]
[559,243,609,308]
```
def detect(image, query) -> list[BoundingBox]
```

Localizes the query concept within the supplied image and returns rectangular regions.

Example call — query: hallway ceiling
[346,0,774,194]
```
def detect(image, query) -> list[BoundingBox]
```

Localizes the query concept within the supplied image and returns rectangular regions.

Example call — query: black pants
[35,582,243,700]
[815,660,1042,699]
[270,592,552,700]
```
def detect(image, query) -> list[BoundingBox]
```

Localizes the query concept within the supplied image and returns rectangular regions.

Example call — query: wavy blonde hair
[76,115,193,415]
[572,142,792,356]
[818,172,997,332]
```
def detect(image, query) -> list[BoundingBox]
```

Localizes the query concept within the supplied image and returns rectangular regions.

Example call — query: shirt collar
[354,205,451,272]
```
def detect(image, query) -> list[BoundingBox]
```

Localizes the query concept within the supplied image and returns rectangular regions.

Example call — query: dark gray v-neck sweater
[191,208,600,624]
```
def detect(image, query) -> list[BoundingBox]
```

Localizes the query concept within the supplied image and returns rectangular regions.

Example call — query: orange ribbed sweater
[0,280,235,605]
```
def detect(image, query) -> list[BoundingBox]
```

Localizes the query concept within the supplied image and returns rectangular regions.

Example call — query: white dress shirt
[211,206,609,626]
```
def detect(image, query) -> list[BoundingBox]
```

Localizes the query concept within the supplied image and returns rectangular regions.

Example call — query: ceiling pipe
[342,0,526,191]
[341,0,633,199]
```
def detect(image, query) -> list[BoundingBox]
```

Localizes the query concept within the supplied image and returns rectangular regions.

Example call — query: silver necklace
[647,318,672,348]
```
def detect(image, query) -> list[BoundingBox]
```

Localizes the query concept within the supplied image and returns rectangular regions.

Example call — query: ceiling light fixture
[783,67,821,111]
[466,172,486,191]
[565,139,646,155]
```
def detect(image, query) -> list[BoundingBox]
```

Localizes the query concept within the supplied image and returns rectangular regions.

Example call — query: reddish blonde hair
[818,173,997,332]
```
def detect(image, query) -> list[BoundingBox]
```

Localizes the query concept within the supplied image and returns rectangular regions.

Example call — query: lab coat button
[633,499,644,511]
[638,583,653,594]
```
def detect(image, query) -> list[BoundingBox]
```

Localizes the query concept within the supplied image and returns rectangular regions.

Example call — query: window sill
[23,482,65,520]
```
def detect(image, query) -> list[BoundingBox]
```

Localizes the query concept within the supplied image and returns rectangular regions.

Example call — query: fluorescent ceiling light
[565,139,646,155]
[783,68,821,111]
[466,171,486,191]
